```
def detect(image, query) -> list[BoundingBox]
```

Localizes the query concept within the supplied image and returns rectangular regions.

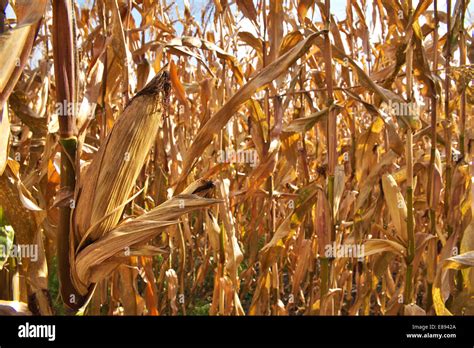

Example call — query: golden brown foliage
[0,0,473,316]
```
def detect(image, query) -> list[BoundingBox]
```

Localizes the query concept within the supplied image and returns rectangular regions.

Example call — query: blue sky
[5,1,473,30]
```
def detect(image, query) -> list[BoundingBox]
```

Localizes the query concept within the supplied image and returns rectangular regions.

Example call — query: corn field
[0,0,473,317]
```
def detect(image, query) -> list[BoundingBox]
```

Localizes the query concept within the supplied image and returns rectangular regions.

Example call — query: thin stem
[426,0,439,312]
[321,0,335,303]
[444,0,453,237]
[404,0,415,305]
[460,0,466,159]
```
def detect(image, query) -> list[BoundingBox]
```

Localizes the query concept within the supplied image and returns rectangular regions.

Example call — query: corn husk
[74,70,171,245]
[70,67,221,296]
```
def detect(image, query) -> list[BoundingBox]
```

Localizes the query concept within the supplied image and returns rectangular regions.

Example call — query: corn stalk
[52,0,84,310]
[426,0,439,312]
[321,0,335,302]
[443,0,453,237]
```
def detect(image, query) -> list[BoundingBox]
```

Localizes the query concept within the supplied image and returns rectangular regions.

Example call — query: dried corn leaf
[177,30,325,186]
[73,190,221,294]
[381,174,408,243]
